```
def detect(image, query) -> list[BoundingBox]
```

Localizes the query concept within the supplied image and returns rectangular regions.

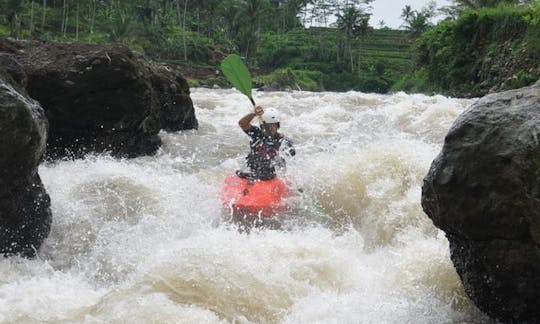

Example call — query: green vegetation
[0,0,538,96]
[254,68,324,91]
[256,27,412,92]
[409,1,540,96]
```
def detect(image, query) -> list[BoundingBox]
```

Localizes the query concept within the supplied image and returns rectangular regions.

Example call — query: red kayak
[221,174,291,222]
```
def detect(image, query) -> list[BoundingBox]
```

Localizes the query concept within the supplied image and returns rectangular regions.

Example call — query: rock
[0,53,27,86]
[0,38,197,159]
[422,81,540,323]
[257,82,281,92]
[148,64,198,133]
[0,66,51,257]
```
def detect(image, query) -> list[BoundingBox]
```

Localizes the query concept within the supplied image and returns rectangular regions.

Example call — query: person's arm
[239,106,263,131]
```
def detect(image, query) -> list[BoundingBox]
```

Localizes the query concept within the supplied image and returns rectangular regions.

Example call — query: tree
[101,1,135,43]
[236,0,271,59]
[219,0,243,41]
[268,0,311,31]
[401,1,436,37]
[401,5,413,21]
[61,0,68,36]
[445,0,525,18]
[451,0,521,9]
[182,0,188,61]
[88,0,99,34]
[41,0,47,32]
[336,4,370,71]
[284,0,311,30]
[6,0,23,38]
[310,0,336,27]
[188,0,221,37]
[29,0,35,34]
[404,11,431,36]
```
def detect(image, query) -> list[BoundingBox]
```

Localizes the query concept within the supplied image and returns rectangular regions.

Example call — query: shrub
[392,68,435,94]
[414,4,538,95]
[255,68,324,91]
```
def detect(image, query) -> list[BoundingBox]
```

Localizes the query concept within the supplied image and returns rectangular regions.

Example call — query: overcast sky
[369,0,453,28]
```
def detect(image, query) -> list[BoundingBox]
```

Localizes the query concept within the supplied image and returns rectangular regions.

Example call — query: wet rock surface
[422,81,540,323]
[0,38,197,158]
[0,60,51,257]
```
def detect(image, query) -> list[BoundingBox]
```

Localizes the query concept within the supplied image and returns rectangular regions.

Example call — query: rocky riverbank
[422,80,540,323]
[0,37,198,256]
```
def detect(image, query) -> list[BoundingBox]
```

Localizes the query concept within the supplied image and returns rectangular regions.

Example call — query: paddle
[220,54,255,106]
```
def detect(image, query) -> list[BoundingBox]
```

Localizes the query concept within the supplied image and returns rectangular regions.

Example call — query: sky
[369,0,453,28]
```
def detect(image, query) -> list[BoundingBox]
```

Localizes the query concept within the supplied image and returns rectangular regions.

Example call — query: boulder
[0,38,197,158]
[422,81,540,323]
[0,57,51,257]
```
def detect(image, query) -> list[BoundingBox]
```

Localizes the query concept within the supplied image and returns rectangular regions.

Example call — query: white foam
[0,89,490,322]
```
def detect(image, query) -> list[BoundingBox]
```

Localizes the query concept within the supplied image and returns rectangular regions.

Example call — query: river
[0,89,494,323]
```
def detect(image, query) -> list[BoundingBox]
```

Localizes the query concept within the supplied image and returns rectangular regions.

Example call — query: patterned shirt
[244,126,295,180]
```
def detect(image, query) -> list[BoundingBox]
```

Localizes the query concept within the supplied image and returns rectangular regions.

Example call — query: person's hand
[254,105,264,116]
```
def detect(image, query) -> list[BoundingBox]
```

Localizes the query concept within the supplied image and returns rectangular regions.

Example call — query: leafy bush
[256,30,338,71]
[142,26,212,63]
[391,68,435,94]
[0,25,9,37]
[187,78,200,88]
[524,2,540,59]
[322,71,392,93]
[509,70,539,88]
[255,68,324,91]
[414,4,539,96]
[198,77,229,88]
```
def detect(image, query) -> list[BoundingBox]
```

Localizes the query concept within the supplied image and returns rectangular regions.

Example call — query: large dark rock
[0,38,197,158]
[0,58,51,257]
[422,81,540,323]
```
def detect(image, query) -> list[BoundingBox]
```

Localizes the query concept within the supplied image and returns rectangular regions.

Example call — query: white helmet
[262,109,280,124]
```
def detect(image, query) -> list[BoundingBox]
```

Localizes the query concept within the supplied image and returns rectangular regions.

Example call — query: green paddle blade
[221,54,255,105]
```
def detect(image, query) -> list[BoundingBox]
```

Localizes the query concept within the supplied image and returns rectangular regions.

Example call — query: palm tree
[103,2,135,43]
[219,0,242,40]
[190,0,221,37]
[401,5,413,21]
[336,5,370,72]
[401,2,436,37]
[237,0,269,59]
[405,11,431,37]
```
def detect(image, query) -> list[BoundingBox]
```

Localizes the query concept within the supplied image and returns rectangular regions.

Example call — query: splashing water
[0,89,494,323]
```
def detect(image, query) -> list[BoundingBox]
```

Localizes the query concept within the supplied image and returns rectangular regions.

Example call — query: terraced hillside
[252,27,413,92]
[357,29,414,74]
[255,27,414,92]
[257,27,414,78]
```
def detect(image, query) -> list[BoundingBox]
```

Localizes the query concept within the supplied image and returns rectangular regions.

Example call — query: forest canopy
[0,0,538,96]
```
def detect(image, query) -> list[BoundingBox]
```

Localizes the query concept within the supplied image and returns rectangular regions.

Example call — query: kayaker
[238,106,295,180]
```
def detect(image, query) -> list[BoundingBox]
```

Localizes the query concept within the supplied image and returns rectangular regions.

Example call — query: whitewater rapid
[0,89,494,323]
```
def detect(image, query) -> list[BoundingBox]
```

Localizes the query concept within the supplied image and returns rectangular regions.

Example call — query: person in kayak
[238,106,295,180]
